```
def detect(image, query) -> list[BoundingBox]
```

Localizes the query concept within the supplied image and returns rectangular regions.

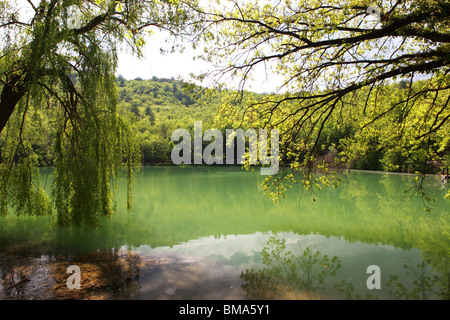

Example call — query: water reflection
[241,236,342,299]
[386,260,449,300]
[240,236,448,300]
[0,167,448,300]
[0,232,448,300]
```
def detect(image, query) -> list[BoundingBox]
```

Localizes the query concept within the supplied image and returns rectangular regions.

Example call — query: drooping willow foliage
[50,56,141,228]
[0,12,139,228]
[0,0,199,227]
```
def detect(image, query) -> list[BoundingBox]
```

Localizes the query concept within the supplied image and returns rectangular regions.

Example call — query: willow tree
[0,0,198,227]
[190,0,450,203]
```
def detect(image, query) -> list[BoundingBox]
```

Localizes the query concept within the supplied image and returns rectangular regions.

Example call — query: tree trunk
[0,73,28,134]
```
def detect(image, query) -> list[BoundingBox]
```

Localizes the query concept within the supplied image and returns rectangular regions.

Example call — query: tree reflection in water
[241,236,449,300]
[386,259,449,300]
[241,236,341,299]
[333,258,448,300]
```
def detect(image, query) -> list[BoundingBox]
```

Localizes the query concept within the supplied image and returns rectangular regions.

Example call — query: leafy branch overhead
[0,0,448,227]
[188,0,449,201]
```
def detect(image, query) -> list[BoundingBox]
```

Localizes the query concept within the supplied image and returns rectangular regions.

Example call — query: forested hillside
[115,76,449,175]
[3,76,447,175]
[116,76,229,164]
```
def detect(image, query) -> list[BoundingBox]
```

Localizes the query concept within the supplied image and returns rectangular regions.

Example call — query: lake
[0,166,448,300]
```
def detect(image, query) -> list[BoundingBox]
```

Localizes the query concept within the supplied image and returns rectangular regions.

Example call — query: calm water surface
[0,166,448,300]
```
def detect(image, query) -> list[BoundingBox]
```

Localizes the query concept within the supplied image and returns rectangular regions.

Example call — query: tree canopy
[188,0,450,203]
[0,0,448,228]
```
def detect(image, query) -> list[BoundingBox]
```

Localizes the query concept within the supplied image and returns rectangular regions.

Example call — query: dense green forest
[116,75,229,164]
[112,76,450,175]
[4,75,448,175]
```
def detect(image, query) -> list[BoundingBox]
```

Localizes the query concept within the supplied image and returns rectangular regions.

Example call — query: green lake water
[0,166,449,300]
